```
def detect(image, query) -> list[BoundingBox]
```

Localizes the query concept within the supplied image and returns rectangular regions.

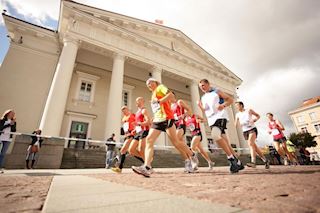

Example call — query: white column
[39,37,79,136]
[105,53,125,140]
[151,66,162,83]
[190,80,208,150]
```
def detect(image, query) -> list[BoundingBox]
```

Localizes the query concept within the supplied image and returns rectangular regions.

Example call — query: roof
[302,96,320,107]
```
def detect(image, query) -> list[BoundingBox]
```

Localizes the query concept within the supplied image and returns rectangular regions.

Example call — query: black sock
[119,154,126,169]
[134,156,144,163]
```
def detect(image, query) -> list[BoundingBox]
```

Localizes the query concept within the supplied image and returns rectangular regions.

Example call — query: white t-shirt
[236,109,255,132]
[201,89,228,126]
[0,119,12,142]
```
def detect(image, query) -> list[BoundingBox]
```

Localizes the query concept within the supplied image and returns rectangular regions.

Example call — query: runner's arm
[249,109,260,122]
[217,90,234,110]
[276,120,285,131]
[178,99,192,116]
[140,109,152,127]
[158,91,174,104]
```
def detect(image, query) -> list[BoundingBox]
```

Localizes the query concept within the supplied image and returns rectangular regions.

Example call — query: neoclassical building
[0,0,246,151]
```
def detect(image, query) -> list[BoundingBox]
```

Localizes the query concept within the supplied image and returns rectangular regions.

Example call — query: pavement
[3,168,248,213]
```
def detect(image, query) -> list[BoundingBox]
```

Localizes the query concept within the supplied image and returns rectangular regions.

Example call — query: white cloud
[2,0,59,27]
[238,67,319,146]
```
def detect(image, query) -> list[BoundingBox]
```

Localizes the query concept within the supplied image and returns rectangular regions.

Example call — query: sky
[0,0,319,146]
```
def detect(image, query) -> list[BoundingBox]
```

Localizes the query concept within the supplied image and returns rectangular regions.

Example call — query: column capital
[63,35,80,47]
[112,52,126,61]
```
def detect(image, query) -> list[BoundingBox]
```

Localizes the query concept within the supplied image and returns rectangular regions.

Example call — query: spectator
[26,129,43,169]
[0,109,16,173]
[105,133,116,169]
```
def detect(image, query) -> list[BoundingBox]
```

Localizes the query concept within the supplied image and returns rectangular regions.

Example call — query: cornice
[62,6,239,86]
[62,1,242,85]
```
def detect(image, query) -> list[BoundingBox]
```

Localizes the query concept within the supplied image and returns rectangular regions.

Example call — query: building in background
[0,0,247,152]
[289,96,320,152]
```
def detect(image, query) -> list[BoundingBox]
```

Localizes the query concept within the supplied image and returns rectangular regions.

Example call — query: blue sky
[0,0,319,145]
[0,1,58,64]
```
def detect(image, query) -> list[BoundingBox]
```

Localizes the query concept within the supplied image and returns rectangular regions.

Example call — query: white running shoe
[132,165,151,178]
[0,168,4,174]
[284,157,288,166]
[191,155,199,170]
[208,161,215,170]
[184,160,194,173]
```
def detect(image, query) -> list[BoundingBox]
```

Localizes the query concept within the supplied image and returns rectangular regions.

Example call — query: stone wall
[4,135,65,169]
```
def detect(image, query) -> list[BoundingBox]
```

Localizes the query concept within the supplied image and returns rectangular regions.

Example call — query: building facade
[289,96,320,152]
[0,0,247,151]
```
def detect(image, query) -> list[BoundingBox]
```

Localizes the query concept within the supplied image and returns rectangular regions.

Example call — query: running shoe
[236,158,245,170]
[228,158,240,173]
[0,168,4,174]
[191,155,199,170]
[111,167,122,173]
[283,157,288,166]
[208,161,215,171]
[132,165,151,178]
[184,159,194,173]
[265,159,270,169]
[246,162,256,168]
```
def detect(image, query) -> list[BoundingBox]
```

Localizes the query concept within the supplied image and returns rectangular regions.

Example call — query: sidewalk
[42,173,247,213]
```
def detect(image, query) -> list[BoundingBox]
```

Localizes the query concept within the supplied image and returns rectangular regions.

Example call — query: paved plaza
[0,166,319,213]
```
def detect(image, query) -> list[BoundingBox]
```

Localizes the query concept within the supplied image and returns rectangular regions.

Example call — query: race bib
[123,122,129,132]
[135,125,142,133]
[271,129,280,136]
[151,102,161,113]
[189,123,196,132]
[174,113,179,121]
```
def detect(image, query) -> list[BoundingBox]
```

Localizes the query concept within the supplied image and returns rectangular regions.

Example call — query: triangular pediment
[61,0,241,83]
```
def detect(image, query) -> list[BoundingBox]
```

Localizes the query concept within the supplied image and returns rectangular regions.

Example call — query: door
[68,121,89,149]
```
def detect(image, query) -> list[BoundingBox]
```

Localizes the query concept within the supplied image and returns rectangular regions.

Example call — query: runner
[128,97,151,164]
[132,78,196,177]
[111,106,138,173]
[198,79,244,173]
[234,101,270,169]
[171,93,199,170]
[266,113,293,165]
[186,114,215,170]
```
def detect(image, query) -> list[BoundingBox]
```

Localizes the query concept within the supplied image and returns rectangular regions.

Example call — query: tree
[289,132,317,148]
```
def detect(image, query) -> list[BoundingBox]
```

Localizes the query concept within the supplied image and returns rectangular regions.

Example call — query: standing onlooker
[0,109,17,173]
[26,129,43,169]
[105,133,116,169]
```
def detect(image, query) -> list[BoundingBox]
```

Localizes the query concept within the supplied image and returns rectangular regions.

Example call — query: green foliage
[289,132,317,148]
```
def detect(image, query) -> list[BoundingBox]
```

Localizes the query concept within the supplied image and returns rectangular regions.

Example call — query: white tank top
[236,109,255,132]
[201,89,229,126]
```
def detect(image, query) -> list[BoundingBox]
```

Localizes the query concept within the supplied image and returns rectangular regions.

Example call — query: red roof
[302,96,320,107]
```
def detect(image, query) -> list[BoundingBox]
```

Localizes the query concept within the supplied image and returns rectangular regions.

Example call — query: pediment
[61,0,241,82]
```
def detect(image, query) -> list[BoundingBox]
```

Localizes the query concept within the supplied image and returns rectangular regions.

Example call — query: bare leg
[128,139,143,158]
[144,129,161,168]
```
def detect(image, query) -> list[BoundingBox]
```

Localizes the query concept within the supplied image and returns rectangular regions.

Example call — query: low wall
[4,135,65,169]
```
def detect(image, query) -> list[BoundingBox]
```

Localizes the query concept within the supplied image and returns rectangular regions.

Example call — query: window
[301,127,308,133]
[74,71,100,106]
[122,84,135,109]
[297,116,305,124]
[315,124,320,133]
[79,81,92,102]
[310,112,317,121]
[122,90,129,107]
